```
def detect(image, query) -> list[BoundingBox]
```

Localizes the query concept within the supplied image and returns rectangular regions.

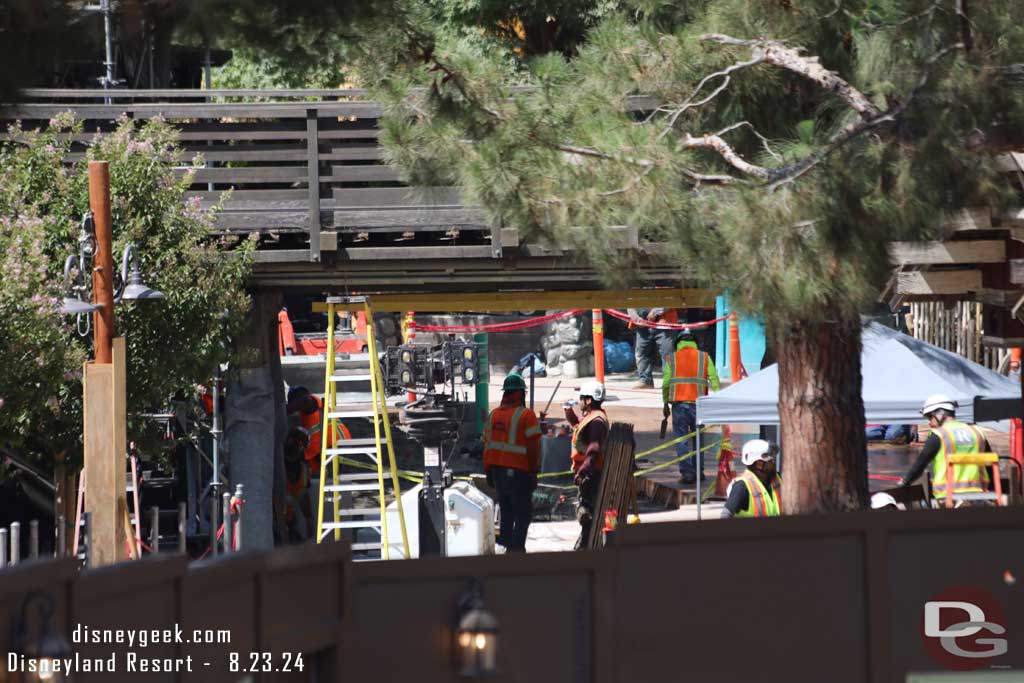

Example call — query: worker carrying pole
[483,374,542,553]
[564,381,608,550]
[721,439,782,518]
[662,329,719,485]
[897,394,991,503]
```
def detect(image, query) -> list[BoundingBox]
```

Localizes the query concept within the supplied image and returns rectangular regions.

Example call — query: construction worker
[662,328,719,484]
[283,422,313,542]
[628,308,677,389]
[286,385,352,477]
[721,439,781,518]
[564,380,609,549]
[483,373,542,552]
[898,394,991,505]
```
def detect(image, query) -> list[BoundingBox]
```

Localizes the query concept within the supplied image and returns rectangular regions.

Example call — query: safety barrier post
[150,506,160,554]
[209,496,218,558]
[57,514,66,558]
[222,492,232,554]
[177,502,186,554]
[10,522,20,566]
[404,312,417,404]
[728,312,742,384]
[592,310,605,384]
[233,484,244,552]
[1014,348,1023,471]
[0,529,6,568]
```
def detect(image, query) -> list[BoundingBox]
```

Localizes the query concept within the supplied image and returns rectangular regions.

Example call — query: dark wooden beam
[888,240,1005,265]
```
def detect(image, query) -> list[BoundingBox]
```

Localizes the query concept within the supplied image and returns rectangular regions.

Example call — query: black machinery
[382,340,481,556]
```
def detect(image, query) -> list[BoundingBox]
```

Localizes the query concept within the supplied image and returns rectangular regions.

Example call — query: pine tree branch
[655,55,765,139]
[680,133,772,180]
[700,34,880,119]
[767,42,966,190]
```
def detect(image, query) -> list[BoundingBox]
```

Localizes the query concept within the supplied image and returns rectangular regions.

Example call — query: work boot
[631,380,654,390]
[678,471,696,485]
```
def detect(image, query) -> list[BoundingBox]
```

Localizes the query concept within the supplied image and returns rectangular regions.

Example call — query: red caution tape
[603,309,729,331]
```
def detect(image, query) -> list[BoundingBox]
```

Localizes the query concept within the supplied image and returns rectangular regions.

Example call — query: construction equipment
[315,295,410,560]
[942,452,1003,508]
[586,422,640,549]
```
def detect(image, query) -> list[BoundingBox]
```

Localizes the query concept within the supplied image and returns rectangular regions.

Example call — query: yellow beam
[312,288,717,313]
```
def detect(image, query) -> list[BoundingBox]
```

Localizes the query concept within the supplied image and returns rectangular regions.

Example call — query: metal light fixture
[10,591,72,683]
[58,212,164,326]
[454,579,499,677]
[118,244,165,302]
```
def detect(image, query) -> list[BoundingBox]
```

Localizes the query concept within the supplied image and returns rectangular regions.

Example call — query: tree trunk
[775,309,868,513]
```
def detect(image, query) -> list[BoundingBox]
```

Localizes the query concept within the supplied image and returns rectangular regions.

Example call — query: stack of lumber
[586,422,639,549]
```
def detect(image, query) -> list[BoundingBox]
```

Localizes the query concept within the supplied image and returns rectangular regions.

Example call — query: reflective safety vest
[735,470,782,517]
[302,396,352,475]
[483,405,542,473]
[664,347,711,403]
[571,409,608,473]
[931,420,990,498]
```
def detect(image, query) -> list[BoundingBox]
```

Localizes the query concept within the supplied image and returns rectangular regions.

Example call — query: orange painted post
[728,312,742,384]
[89,161,115,365]
[592,309,605,383]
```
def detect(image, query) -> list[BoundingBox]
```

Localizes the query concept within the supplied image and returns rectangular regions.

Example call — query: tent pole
[695,409,702,521]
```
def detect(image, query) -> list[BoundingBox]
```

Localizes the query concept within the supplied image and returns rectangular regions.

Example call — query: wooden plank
[319,145,383,161]
[1011,259,1024,285]
[22,87,370,99]
[941,207,992,235]
[331,208,487,228]
[186,189,307,202]
[318,128,381,140]
[331,186,463,207]
[323,165,401,182]
[215,212,308,229]
[202,198,308,210]
[181,146,308,162]
[896,269,983,295]
[307,109,322,263]
[179,166,307,183]
[6,101,383,120]
[888,240,1006,265]
[253,249,311,263]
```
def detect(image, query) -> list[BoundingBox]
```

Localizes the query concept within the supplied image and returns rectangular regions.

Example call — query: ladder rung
[351,542,382,551]
[335,472,385,481]
[324,483,382,492]
[320,520,382,530]
[324,437,378,447]
[331,509,382,517]
[324,445,380,455]
[327,410,375,419]
[330,374,372,382]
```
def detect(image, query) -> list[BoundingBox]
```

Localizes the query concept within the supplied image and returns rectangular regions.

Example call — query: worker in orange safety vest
[628,308,678,389]
[283,422,313,541]
[662,329,719,485]
[483,373,542,552]
[286,386,351,477]
[564,380,609,550]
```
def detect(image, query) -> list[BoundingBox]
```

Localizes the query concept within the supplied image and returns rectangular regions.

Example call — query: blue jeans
[671,402,698,476]
[635,328,675,384]
[865,424,910,442]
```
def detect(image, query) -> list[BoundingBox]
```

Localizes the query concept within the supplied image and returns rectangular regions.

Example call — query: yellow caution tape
[633,439,723,476]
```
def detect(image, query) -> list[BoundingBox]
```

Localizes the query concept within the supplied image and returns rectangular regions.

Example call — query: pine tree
[360,0,1024,512]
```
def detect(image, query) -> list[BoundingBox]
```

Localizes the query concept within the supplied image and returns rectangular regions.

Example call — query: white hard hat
[920,393,956,416]
[579,380,605,402]
[870,492,903,510]
[741,439,776,466]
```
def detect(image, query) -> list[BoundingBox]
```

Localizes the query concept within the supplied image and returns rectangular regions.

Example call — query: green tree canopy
[0,115,253,467]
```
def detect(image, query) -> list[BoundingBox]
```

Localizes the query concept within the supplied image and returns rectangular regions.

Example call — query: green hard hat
[502,373,527,392]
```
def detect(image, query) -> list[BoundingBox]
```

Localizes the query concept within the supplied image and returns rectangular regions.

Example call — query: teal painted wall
[715,294,767,378]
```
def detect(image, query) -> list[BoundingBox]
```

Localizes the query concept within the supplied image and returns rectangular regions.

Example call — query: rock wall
[543,312,595,379]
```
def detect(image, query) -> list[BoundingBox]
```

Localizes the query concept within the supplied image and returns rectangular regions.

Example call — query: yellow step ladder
[315,295,410,559]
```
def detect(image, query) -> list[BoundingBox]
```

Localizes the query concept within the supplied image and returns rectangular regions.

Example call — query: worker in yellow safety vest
[662,329,719,485]
[564,380,609,549]
[721,439,782,518]
[483,373,542,552]
[898,394,991,504]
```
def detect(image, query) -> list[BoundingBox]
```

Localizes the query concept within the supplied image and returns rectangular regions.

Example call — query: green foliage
[362,0,1024,325]
[0,115,253,468]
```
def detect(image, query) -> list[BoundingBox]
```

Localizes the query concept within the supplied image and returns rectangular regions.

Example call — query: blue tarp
[697,321,1021,425]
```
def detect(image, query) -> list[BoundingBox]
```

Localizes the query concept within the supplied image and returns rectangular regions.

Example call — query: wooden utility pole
[83,160,128,566]
[90,161,115,364]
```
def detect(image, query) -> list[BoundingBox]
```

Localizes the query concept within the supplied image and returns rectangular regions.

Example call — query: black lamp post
[454,579,499,677]
[10,591,72,683]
